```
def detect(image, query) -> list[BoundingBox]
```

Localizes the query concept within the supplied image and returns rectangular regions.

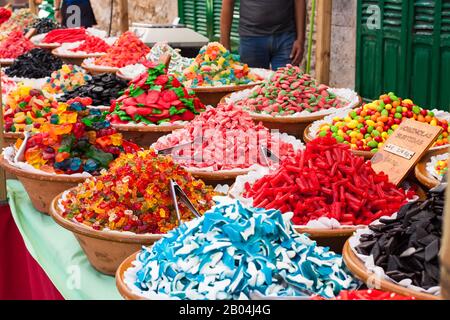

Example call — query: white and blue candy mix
[124,197,358,300]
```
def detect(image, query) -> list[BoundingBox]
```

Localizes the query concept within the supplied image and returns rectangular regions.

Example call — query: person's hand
[55,10,62,24]
[290,39,305,66]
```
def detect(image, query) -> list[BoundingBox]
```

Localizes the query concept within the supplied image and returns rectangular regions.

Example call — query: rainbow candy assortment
[3,85,57,133]
[61,150,215,233]
[42,64,91,94]
[125,197,358,299]
[182,42,261,87]
[23,97,139,174]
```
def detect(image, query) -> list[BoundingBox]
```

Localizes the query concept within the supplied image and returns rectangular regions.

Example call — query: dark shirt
[238,0,296,36]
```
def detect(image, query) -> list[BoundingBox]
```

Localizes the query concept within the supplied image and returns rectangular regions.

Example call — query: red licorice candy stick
[244,137,414,226]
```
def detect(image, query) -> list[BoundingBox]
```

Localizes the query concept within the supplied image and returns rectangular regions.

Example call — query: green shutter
[179,0,241,51]
[357,0,450,111]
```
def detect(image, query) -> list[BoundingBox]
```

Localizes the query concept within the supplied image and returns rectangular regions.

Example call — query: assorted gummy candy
[42,64,91,94]
[125,197,358,299]
[0,8,36,33]
[1,71,16,97]
[61,149,215,233]
[109,62,205,125]
[93,31,150,68]
[236,65,344,116]
[31,17,61,35]
[182,42,261,87]
[3,85,58,133]
[154,103,299,171]
[316,93,450,153]
[22,97,139,174]
[0,29,35,59]
[70,34,110,54]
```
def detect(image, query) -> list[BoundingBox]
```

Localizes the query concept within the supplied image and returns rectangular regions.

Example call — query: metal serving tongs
[169,179,201,225]
[259,145,280,170]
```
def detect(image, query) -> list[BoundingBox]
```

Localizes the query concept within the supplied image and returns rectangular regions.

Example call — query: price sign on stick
[371,119,442,186]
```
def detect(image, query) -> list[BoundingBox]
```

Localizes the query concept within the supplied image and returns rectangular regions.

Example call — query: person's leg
[239,35,271,69]
[270,32,296,70]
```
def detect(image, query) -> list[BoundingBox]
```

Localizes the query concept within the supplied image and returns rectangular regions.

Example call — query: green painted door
[357,0,450,111]
[178,0,241,51]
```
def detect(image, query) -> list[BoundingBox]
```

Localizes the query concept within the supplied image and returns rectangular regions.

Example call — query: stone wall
[90,0,177,35]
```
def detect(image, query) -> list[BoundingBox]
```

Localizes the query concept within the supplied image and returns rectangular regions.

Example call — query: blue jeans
[239,32,296,70]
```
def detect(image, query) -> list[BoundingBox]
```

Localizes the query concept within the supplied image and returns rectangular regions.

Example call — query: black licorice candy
[356,186,445,289]
[59,73,128,106]
[5,48,63,78]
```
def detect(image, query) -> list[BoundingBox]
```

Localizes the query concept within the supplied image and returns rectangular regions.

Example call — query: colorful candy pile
[69,34,110,54]
[1,71,16,97]
[23,97,139,174]
[42,64,90,94]
[3,85,57,133]
[355,186,445,291]
[31,17,61,35]
[109,62,205,125]
[0,29,35,59]
[42,28,87,44]
[316,93,450,153]
[61,149,215,233]
[93,31,150,68]
[236,65,344,116]
[434,158,448,178]
[124,197,358,299]
[182,42,260,87]
[314,290,415,300]
[6,48,63,78]
[0,9,36,33]
[60,73,128,106]
[243,137,414,226]
[0,7,12,25]
[154,103,299,171]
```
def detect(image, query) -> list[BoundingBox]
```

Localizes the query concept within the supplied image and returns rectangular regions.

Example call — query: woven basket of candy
[304,93,450,159]
[343,185,446,300]
[221,66,361,140]
[0,155,87,213]
[50,193,162,275]
[414,148,449,189]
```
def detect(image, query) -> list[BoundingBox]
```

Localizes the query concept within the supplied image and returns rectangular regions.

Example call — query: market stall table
[4,180,121,300]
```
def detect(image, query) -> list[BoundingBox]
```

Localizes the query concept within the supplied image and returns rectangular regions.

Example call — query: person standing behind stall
[220,0,306,70]
[54,0,97,28]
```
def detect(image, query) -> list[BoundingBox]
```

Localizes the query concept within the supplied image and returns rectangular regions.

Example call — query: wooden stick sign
[371,119,442,186]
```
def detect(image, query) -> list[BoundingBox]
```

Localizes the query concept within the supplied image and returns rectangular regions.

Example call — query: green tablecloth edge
[6,179,121,300]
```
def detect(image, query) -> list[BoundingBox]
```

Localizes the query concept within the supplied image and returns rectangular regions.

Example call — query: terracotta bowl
[0,58,14,66]
[116,70,133,82]
[52,49,105,66]
[294,226,358,254]
[0,156,86,214]
[81,63,119,75]
[342,241,441,300]
[116,252,146,300]
[187,168,250,187]
[50,191,163,275]
[35,42,60,50]
[415,148,449,189]
[112,123,185,148]
[190,83,259,107]
[2,132,23,147]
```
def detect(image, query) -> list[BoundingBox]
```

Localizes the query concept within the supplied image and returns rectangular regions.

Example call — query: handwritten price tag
[371,119,442,185]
